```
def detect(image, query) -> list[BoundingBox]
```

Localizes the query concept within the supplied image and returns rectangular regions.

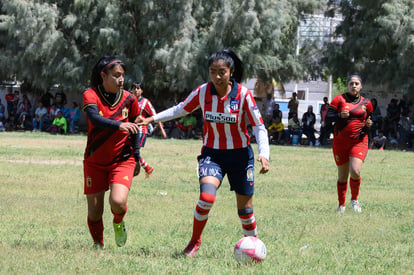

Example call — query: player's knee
[109,196,127,211]
[199,182,217,203]
[350,169,361,179]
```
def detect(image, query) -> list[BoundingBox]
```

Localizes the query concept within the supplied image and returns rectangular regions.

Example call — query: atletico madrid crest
[230,99,240,112]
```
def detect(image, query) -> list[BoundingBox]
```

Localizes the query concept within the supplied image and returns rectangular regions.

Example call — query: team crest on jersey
[99,110,103,116]
[122,107,129,119]
[230,99,240,112]
[361,105,366,111]
[335,155,340,162]
[86,177,92,187]
[246,167,254,181]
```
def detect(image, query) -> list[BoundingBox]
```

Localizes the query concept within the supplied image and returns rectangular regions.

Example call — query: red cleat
[145,166,154,178]
[183,240,201,257]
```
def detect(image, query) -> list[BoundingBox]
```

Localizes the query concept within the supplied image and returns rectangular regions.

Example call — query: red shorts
[332,135,368,166]
[83,157,136,195]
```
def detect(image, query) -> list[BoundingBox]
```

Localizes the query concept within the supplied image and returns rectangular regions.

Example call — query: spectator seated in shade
[268,116,285,145]
[371,130,387,150]
[32,101,49,132]
[16,95,32,130]
[68,101,80,134]
[49,110,67,134]
[176,114,197,139]
[398,112,413,149]
[285,112,303,145]
[302,105,318,146]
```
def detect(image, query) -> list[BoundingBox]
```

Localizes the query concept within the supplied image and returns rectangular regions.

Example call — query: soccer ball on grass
[233,236,267,263]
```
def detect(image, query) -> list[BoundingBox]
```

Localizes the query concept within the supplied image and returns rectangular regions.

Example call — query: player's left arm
[365,100,374,128]
[244,90,270,173]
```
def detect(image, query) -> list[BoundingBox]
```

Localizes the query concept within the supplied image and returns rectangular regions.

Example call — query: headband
[101,60,122,73]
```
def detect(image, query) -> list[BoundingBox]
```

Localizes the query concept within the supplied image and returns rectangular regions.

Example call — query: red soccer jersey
[179,81,264,150]
[82,87,139,166]
[137,96,157,134]
[330,93,373,140]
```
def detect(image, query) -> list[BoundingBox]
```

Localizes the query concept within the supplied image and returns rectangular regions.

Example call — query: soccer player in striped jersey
[326,74,373,214]
[82,56,141,248]
[137,49,270,257]
[130,82,167,177]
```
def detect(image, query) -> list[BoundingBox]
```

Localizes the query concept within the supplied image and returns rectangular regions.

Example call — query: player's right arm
[84,105,139,134]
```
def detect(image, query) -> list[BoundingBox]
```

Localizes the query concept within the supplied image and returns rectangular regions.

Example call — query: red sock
[111,205,127,224]
[191,192,216,243]
[139,157,150,170]
[350,177,361,201]
[238,208,257,237]
[87,217,104,245]
[337,180,348,206]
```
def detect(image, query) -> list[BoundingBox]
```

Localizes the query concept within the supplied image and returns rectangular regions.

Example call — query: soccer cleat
[351,200,362,213]
[336,205,346,214]
[183,240,201,257]
[93,242,104,249]
[113,221,127,247]
[145,166,154,178]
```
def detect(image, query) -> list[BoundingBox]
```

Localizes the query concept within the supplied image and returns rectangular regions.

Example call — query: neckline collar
[210,79,238,100]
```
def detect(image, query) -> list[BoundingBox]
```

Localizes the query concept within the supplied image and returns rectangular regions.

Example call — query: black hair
[347,73,362,84]
[207,48,244,83]
[131,82,143,90]
[90,56,125,88]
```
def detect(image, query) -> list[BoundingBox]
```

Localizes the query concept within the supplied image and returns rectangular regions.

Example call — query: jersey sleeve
[329,94,341,111]
[182,87,202,113]
[144,100,157,116]
[243,89,264,127]
[128,95,140,120]
[82,89,98,111]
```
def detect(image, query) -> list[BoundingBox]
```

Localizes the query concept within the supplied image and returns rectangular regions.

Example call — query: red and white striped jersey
[154,81,264,150]
[138,96,157,134]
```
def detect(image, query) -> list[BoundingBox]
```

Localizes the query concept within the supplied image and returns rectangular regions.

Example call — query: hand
[340,110,350,118]
[257,156,269,174]
[133,163,141,177]
[135,115,154,126]
[119,122,140,134]
[365,116,373,128]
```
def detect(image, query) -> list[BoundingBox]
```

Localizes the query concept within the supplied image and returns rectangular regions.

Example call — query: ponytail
[208,48,244,83]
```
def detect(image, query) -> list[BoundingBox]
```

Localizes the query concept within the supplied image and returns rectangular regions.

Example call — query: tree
[0,0,325,97]
[325,0,414,96]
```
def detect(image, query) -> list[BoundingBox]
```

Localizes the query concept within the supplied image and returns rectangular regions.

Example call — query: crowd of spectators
[368,95,413,150]
[1,85,412,150]
[0,86,80,134]
[262,93,413,150]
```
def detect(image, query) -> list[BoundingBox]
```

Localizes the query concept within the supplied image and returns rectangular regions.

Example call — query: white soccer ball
[234,236,267,263]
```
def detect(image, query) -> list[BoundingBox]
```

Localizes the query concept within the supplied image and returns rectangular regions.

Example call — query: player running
[137,49,270,257]
[130,82,167,177]
[326,74,373,214]
[82,56,141,248]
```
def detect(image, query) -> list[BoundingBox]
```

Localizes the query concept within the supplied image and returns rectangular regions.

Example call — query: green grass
[0,132,413,274]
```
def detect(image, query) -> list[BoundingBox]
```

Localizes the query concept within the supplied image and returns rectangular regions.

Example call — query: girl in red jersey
[326,74,373,214]
[130,82,167,177]
[137,49,270,257]
[82,56,141,248]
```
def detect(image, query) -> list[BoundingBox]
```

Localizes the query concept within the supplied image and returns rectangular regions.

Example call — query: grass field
[0,132,413,274]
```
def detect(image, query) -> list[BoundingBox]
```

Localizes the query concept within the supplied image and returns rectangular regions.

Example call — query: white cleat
[351,200,362,213]
[336,205,346,214]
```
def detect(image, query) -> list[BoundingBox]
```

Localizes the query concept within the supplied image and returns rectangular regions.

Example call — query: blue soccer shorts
[197,145,255,196]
